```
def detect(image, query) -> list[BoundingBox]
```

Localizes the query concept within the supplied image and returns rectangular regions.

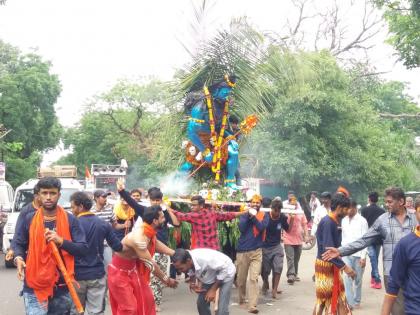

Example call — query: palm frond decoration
[176,17,270,120]
[152,17,275,172]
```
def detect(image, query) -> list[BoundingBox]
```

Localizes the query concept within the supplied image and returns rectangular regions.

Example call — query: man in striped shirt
[91,189,115,268]
[381,198,420,315]
[91,189,114,223]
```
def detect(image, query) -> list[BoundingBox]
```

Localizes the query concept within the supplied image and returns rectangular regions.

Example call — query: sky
[0,0,419,164]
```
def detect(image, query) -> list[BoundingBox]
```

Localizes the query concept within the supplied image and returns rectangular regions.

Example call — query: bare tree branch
[104,109,133,135]
[379,113,420,119]
[104,105,146,148]
[291,0,314,35]
[333,0,382,55]
[131,107,143,138]
[283,0,319,49]
[329,1,339,51]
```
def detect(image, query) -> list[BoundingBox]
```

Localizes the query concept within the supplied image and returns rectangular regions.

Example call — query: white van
[0,180,14,214]
[0,180,14,262]
[2,177,83,267]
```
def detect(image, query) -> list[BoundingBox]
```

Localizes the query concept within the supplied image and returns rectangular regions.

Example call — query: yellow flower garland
[203,86,217,143]
[203,85,230,183]
[212,100,229,181]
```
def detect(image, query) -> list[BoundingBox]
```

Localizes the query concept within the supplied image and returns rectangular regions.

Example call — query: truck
[2,165,83,267]
[85,161,127,193]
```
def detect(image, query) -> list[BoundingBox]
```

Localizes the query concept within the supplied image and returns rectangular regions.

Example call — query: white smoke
[159,171,194,197]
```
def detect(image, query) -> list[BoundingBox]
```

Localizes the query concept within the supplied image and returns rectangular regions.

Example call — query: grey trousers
[197,279,234,315]
[70,276,107,315]
[262,244,284,277]
[284,244,302,278]
[384,275,406,315]
[103,246,112,272]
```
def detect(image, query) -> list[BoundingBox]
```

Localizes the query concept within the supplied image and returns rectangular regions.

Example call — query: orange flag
[85,166,91,179]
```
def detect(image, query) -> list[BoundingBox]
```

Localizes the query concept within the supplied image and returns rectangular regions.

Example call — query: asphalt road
[0,249,384,315]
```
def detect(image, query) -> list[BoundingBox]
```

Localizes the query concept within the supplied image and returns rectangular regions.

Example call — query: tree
[59,80,170,186]
[265,0,383,62]
[374,0,420,68]
[244,49,419,198]
[0,40,62,186]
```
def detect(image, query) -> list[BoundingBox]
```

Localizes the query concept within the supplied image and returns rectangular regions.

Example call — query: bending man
[173,248,236,315]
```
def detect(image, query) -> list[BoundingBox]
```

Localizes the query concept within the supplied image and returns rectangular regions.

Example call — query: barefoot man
[108,205,178,315]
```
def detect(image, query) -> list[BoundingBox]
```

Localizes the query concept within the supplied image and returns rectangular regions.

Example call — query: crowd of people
[7,176,420,315]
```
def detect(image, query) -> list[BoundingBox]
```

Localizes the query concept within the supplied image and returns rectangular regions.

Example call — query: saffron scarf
[138,223,157,283]
[252,211,266,241]
[113,201,135,221]
[415,225,420,237]
[26,206,74,303]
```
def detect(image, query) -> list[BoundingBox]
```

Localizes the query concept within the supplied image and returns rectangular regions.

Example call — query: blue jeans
[367,244,381,282]
[197,279,234,315]
[342,256,365,307]
[23,291,72,315]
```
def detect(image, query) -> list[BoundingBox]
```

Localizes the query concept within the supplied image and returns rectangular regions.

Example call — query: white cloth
[309,197,321,216]
[341,213,368,259]
[133,216,143,230]
[311,205,328,236]
[133,201,149,230]
[189,248,236,284]
[282,200,304,214]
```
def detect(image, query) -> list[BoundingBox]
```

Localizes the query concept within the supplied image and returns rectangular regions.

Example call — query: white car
[2,178,83,267]
[0,180,14,264]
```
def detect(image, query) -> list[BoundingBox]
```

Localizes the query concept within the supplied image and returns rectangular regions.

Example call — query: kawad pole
[46,230,84,314]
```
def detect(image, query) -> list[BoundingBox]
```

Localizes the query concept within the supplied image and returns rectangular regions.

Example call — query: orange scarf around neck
[26,206,74,303]
[138,223,157,283]
[252,211,266,241]
[328,212,339,224]
[415,225,420,238]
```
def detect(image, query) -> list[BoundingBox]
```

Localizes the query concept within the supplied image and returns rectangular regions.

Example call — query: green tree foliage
[245,49,419,197]
[60,22,419,198]
[0,40,62,187]
[375,0,420,68]
[59,80,170,186]
[348,65,420,133]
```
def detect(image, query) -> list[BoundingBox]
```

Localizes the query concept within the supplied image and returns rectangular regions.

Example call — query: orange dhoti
[108,255,155,315]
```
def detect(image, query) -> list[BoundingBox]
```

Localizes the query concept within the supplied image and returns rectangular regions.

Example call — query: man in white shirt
[309,191,321,219]
[172,248,236,315]
[341,200,368,310]
[311,192,331,237]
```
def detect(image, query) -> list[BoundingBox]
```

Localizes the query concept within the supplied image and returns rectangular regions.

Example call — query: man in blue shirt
[236,194,269,314]
[314,193,355,315]
[69,191,123,315]
[13,177,89,315]
[381,198,420,315]
[261,198,290,299]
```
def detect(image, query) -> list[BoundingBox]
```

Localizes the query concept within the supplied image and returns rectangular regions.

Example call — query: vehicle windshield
[95,177,118,194]
[14,188,79,212]
[0,185,13,211]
